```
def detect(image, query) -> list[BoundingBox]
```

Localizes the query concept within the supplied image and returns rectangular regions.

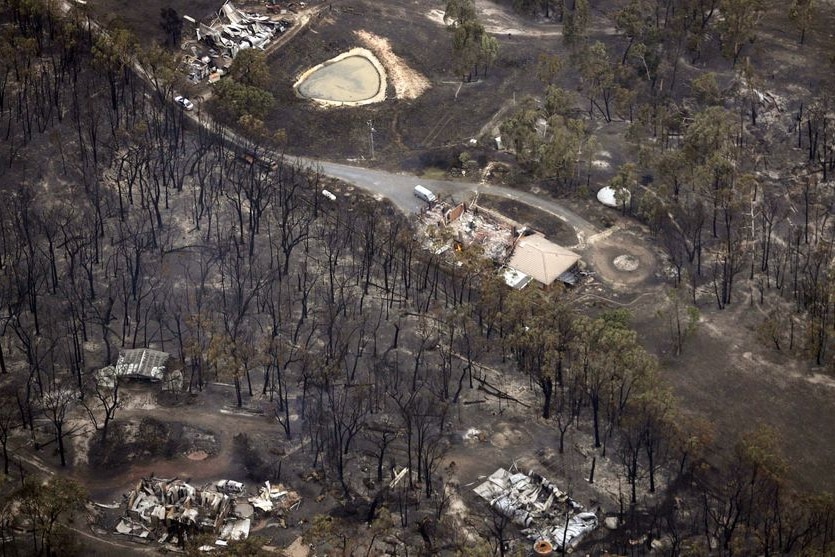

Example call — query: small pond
[295,51,385,105]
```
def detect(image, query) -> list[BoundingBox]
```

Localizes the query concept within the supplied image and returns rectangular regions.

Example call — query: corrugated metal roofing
[114,348,170,381]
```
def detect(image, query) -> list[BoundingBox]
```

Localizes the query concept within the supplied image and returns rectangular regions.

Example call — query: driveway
[303,158,599,245]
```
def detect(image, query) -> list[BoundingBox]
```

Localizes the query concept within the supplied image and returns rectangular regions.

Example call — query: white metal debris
[247,481,300,513]
[473,468,597,550]
[390,467,410,488]
[193,1,291,74]
[119,476,301,547]
[122,477,234,542]
[220,518,250,541]
[542,511,598,550]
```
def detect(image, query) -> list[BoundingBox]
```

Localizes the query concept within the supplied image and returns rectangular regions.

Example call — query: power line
[368,119,375,160]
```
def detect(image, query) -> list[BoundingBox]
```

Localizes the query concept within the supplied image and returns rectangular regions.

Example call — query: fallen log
[475,377,530,408]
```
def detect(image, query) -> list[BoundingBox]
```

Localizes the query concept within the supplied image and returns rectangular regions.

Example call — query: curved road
[206,116,600,247]
[305,157,599,246]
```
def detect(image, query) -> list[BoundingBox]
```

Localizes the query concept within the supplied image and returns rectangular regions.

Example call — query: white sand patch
[355,30,430,100]
[427,2,565,36]
[120,387,160,411]
[426,9,446,26]
[445,482,479,543]
[69,417,94,467]
[187,450,209,461]
[807,373,835,389]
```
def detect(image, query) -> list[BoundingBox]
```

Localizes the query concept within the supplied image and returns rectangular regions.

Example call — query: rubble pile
[248,481,302,513]
[474,468,598,551]
[115,476,300,547]
[417,197,582,288]
[187,1,293,82]
[418,201,515,262]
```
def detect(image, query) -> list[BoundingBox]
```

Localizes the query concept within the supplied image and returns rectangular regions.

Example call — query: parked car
[174,95,194,111]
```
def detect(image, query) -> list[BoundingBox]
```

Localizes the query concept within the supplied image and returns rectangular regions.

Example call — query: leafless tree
[0,385,21,475]
[39,378,77,468]
[81,368,121,444]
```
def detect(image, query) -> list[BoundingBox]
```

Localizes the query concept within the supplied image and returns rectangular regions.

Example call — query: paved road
[304,158,599,246]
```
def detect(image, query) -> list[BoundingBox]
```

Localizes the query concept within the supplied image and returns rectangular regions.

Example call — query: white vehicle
[174,95,194,111]
[414,185,436,203]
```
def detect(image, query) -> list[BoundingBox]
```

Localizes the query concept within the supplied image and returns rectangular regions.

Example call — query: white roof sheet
[502,267,532,289]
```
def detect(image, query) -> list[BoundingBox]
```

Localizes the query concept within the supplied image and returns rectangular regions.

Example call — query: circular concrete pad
[587,229,657,288]
[613,254,640,272]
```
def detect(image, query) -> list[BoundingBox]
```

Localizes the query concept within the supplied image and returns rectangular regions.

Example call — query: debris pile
[195,2,292,63]
[115,476,300,547]
[182,1,294,83]
[248,481,301,513]
[419,200,515,262]
[473,468,598,551]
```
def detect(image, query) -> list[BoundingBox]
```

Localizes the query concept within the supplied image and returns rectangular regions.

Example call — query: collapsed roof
[119,477,237,544]
[195,1,289,60]
[116,476,301,547]
[474,468,597,551]
[114,348,170,381]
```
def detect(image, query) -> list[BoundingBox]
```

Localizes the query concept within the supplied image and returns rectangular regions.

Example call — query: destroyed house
[194,1,287,63]
[474,468,598,551]
[419,200,515,262]
[117,476,300,546]
[127,478,232,532]
[114,348,170,381]
[120,477,238,543]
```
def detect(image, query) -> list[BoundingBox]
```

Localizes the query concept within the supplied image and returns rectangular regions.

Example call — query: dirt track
[80,385,276,501]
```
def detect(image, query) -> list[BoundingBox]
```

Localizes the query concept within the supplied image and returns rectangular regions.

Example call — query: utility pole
[368,119,376,160]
